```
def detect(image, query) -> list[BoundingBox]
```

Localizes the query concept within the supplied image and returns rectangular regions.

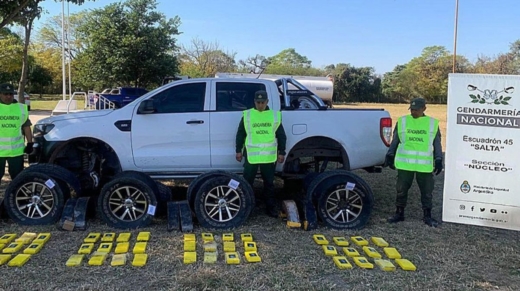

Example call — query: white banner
[443,73,520,231]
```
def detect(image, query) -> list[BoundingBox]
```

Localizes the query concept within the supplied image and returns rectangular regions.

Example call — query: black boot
[423,208,439,227]
[387,206,405,223]
[265,198,279,218]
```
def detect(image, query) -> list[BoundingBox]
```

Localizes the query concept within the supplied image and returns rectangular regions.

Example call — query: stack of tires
[304,170,374,230]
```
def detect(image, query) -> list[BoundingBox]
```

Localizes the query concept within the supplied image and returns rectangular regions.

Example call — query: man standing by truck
[0,83,33,182]
[385,97,443,227]
[235,90,287,217]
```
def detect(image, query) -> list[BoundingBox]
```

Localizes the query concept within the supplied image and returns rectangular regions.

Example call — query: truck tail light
[380,117,392,147]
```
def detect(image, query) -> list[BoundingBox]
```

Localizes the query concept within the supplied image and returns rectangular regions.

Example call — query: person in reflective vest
[0,83,33,183]
[235,90,287,217]
[385,97,443,227]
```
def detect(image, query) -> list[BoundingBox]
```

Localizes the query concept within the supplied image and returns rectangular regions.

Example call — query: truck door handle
[186,120,204,124]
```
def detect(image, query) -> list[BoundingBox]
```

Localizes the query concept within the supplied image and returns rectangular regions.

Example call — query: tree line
[2,0,519,104]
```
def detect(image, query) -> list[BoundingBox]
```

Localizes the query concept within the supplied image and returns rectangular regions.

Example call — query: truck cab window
[152,82,206,113]
[216,82,267,111]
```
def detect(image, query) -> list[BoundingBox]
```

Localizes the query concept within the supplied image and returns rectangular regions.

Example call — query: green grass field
[1,103,519,290]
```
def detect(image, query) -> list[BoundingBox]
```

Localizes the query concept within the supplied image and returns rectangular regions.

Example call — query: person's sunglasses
[1,93,14,96]
[255,100,266,104]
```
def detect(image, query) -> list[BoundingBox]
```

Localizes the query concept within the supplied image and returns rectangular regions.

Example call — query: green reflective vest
[394,115,439,173]
[243,109,281,164]
[0,103,28,157]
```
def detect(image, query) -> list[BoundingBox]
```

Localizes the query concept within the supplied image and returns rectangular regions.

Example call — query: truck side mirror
[138,99,155,114]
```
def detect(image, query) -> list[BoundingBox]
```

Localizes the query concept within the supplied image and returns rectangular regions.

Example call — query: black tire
[193,174,254,229]
[306,170,372,204]
[97,171,158,229]
[303,172,321,193]
[187,170,240,209]
[4,171,65,225]
[24,164,83,197]
[314,173,374,230]
[155,182,172,216]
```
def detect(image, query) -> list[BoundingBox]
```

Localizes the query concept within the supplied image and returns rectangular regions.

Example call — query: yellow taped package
[33,233,51,244]
[184,240,196,252]
[97,242,113,253]
[371,236,389,247]
[116,233,131,242]
[374,259,396,272]
[245,251,261,263]
[362,246,382,259]
[15,232,37,244]
[132,253,148,267]
[23,243,44,255]
[351,236,369,246]
[115,242,129,254]
[241,233,253,242]
[203,251,217,264]
[244,242,257,252]
[101,233,116,242]
[353,256,374,269]
[2,243,23,254]
[332,237,349,247]
[84,233,101,243]
[323,245,338,256]
[88,252,107,266]
[0,254,12,265]
[223,241,236,252]
[66,254,84,267]
[313,234,329,245]
[0,234,16,244]
[0,244,4,251]
[184,252,196,264]
[225,252,240,264]
[8,254,31,267]
[203,241,217,252]
[201,233,214,242]
[111,254,127,266]
[78,243,94,254]
[137,232,151,242]
[395,259,417,271]
[184,233,196,242]
[333,256,353,269]
[133,242,147,254]
[222,233,234,241]
[383,247,402,259]
[343,247,360,257]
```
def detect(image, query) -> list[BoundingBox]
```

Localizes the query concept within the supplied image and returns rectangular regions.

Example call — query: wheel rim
[108,186,148,222]
[15,182,55,219]
[325,188,363,223]
[203,185,241,223]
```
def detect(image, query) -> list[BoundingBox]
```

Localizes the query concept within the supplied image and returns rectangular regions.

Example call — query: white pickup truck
[31,77,391,188]
[27,77,392,229]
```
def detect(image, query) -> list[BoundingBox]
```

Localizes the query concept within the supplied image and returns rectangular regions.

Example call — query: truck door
[131,82,211,170]
[209,80,270,170]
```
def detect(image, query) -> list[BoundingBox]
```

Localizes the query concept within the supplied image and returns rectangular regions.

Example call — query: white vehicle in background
[14,92,31,111]
[215,72,335,107]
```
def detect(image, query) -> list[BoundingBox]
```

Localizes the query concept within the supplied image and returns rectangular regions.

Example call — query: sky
[35,0,520,75]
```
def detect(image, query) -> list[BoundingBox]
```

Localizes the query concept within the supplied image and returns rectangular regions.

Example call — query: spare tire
[193,173,254,229]
[4,171,66,225]
[155,181,172,217]
[23,164,82,197]
[97,171,158,229]
[312,171,374,230]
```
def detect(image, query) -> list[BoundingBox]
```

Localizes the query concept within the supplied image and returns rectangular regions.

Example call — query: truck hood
[36,109,114,124]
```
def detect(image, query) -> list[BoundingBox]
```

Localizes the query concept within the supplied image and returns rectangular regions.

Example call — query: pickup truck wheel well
[48,138,122,194]
[283,136,350,177]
